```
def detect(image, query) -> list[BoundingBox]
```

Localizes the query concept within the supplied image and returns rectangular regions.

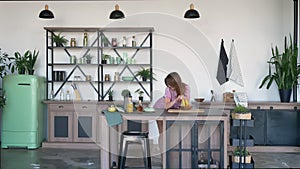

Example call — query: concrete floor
[1,148,300,169]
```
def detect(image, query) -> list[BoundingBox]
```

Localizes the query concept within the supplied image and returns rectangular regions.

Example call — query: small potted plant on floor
[232,147,251,163]
[135,88,144,101]
[135,67,156,81]
[231,104,251,120]
[53,33,68,47]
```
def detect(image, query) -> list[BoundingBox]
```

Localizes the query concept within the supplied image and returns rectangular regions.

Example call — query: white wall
[0,0,295,102]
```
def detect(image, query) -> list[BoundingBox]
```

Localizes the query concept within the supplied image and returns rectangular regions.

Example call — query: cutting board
[167,109,205,113]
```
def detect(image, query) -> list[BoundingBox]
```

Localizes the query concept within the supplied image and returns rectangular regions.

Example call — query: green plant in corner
[259,35,299,90]
[259,35,299,102]
[135,67,156,81]
[27,50,39,75]
[53,33,69,47]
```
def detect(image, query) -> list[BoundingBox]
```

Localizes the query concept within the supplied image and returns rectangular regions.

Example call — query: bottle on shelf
[132,36,137,47]
[126,96,133,113]
[123,52,128,64]
[60,89,65,101]
[122,36,127,47]
[83,32,88,47]
[112,38,117,47]
[70,38,76,47]
[114,72,120,81]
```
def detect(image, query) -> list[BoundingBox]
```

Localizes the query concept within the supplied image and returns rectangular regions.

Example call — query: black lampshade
[109,4,125,19]
[184,3,200,19]
[39,5,54,19]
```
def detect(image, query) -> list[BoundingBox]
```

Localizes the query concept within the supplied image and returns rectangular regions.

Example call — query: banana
[181,99,186,107]
[184,99,189,106]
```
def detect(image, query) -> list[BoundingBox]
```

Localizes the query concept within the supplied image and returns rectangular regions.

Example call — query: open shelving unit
[44,27,154,101]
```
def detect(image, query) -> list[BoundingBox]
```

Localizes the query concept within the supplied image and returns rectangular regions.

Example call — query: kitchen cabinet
[47,103,97,143]
[44,27,154,101]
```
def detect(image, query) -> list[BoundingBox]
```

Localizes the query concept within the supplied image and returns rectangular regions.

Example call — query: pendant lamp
[39,4,54,19]
[109,4,125,19]
[184,3,200,19]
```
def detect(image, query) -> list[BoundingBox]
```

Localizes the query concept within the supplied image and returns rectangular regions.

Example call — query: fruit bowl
[194,98,205,102]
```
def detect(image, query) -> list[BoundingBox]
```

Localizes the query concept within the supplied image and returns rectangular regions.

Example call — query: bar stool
[118,131,152,169]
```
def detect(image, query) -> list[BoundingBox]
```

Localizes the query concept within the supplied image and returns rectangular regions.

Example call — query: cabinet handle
[58,105,64,109]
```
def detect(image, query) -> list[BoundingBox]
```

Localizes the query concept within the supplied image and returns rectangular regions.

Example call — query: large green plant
[259,35,299,90]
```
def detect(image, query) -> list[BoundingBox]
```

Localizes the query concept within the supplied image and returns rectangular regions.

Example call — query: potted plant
[13,50,30,74]
[27,50,39,75]
[259,35,299,102]
[102,36,110,47]
[102,54,110,64]
[232,147,251,163]
[135,88,144,101]
[231,104,251,120]
[53,33,68,47]
[108,90,113,101]
[0,48,13,109]
[135,67,156,81]
[84,54,93,64]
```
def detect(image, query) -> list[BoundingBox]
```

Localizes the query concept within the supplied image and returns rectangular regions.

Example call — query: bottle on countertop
[126,96,133,113]
[60,89,64,101]
[137,100,143,112]
[50,90,54,100]
[66,90,71,101]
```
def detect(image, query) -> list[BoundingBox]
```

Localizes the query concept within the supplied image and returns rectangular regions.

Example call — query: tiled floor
[1,148,300,168]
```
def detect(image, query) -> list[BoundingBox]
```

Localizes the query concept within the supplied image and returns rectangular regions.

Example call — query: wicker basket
[231,112,251,120]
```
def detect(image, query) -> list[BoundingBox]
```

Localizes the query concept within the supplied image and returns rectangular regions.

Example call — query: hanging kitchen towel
[102,110,123,127]
[148,120,159,144]
[216,39,229,85]
[227,40,244,86]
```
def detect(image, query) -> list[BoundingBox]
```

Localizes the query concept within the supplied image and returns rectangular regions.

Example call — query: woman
[154,72,190,109]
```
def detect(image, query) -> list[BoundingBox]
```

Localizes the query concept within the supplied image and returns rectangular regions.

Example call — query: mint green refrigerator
[1,75,45,149]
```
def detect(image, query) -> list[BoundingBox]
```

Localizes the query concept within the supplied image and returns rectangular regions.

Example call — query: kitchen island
[99,108,228,169]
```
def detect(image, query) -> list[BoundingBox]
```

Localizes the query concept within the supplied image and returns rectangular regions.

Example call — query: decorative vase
[139,96,143,102]
[278,89,292,103]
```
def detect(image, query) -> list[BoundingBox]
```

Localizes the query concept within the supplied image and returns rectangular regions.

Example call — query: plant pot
[142,77,147,81]
[231,112,252,120]
[108,96,113,101]
[86,59,91,64]
[101,60,107,64]
[28,69,34,75]
[55,42,63,47]
[139,96,143,102]
[18,68,26,74]
[232,155,251,163]
[279,89,292,103]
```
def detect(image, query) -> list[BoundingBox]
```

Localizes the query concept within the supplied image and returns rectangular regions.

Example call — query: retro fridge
[1,75,45,149]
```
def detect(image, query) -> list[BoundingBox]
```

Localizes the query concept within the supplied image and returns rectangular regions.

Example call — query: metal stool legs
[118,131,152,169]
